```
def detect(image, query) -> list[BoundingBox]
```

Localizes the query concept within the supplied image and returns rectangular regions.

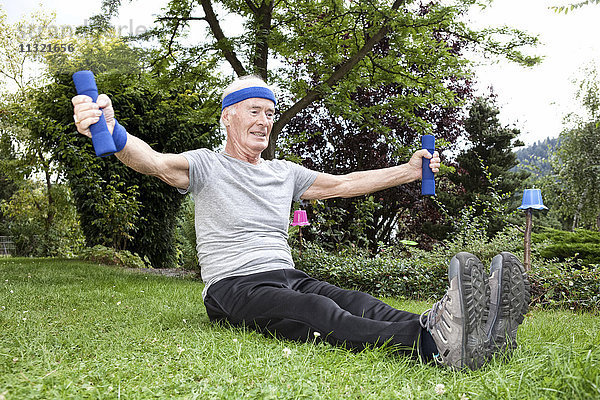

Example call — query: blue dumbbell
[72,71,117,157]
[421,135,435,196]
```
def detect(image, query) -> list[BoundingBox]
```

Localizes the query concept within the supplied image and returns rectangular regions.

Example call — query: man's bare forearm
[338,163,421,198]
[114,133,189,189]
[115,134,164,176]
[302,163,422,200]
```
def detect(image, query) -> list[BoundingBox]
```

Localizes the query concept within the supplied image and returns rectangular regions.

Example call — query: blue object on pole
[421,135,435,196]
[518,189,548,210]
[72,70,117,157]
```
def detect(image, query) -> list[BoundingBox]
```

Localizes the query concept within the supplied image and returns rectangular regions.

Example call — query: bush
[1,183,85,257]
[533,228,600,265]
[174,195,199,271]
[293,242,600,312]
[293,244,447,301]
[529,261,600,311]
[78,245,151,270]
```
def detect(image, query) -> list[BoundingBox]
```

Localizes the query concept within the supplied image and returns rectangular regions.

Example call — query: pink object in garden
[291,210,310,226]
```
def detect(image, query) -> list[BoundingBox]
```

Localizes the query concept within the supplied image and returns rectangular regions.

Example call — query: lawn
[1,258,599,399]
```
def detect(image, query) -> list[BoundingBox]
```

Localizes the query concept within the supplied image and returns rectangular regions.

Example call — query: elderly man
[72,75,529,370]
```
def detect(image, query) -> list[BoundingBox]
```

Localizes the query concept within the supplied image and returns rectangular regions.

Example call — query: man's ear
[221,109,230,126]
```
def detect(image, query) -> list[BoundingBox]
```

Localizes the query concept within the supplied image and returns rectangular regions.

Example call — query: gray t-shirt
[179,148,319,297]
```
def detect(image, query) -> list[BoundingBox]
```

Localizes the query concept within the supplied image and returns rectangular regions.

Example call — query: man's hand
[408,149,441,180]
[71,94,115,138]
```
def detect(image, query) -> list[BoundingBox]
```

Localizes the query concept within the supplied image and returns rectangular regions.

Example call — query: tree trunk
[200,0,247,76]
[249,1,273,81]
[572,187,588,231]
[44,164,54,255]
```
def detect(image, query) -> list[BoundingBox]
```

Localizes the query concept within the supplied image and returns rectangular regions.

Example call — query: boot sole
[488,252,531,352]
[450,252,490,370]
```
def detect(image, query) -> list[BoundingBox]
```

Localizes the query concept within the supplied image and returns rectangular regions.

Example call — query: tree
[0,6,57,92]
[1,181,84,256]
[1,18,221,266]
[535,66,600,231]
[32,71,220,268]
[0,125,20,234]
[0,6,70,250]
[444,95,528,237]
[61,0,540,255]
[281,69,471,250]
[552,122,600,230]
[91,0,540,161]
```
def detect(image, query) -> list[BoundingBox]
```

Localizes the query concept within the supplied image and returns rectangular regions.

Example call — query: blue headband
[221,86,277,111]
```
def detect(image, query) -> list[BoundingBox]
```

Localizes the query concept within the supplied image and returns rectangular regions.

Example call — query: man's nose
[256,111,268,125]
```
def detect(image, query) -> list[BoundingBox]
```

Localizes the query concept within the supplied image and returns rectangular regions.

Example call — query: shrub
[293,243,600,311]
[533,228,600,265]
[78,245,151,270]
[293,244,447,301]
[174,195,199,271]
[529,261,600,311]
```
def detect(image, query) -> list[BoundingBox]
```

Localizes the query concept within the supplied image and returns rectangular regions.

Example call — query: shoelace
[419,294,448,330]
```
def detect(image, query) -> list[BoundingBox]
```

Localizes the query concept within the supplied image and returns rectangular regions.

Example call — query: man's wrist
[399,163,421,183]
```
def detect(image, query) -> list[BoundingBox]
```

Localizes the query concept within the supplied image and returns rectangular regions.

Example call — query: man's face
[224,97,275,154]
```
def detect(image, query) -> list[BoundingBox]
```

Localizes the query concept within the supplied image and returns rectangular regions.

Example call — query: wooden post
[524,208,533,271]
[298,226,303,259]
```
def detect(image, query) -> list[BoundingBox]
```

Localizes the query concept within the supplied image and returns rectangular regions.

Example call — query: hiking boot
[484,252,531,356]
[420,252,490,370]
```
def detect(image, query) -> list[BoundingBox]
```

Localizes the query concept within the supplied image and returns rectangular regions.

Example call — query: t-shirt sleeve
[177,148,214,195]
[288,161,319,201]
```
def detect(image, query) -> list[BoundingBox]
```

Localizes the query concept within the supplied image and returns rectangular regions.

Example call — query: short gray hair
[221,75,274,101]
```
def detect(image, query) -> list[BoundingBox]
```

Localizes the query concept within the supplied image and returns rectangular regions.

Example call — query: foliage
[90,179,142,251]
[15,36,221,268]
[532,227,600,265]
[0,5,57,92]
[0,7,70,247]
[0,181,85,257]
[513,137,559,177]
[293,240,600,311]
[298,196,384,252]
[78,244,151,269]
[282,76,468,250]
[529,261,600,311]
[294,242,447,300]
[550,121,600,230]
[444,95,529,238]
[0,127,19,234]
[293,216,600,312]
[91,0,540,160]
[551,0,600,14]
[174,195,199,271]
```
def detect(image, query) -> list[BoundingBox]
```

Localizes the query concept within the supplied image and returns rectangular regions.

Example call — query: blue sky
[3,0,600,146]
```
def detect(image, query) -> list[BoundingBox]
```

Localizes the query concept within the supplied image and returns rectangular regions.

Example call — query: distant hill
[512,137,559,176]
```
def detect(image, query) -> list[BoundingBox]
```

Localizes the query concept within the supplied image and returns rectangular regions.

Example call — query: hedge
[294,247,448,301]
[533,228,600,265]
[293,247,600,311]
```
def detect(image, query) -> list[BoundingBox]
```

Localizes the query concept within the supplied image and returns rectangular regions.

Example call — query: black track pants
[203,269,437,358]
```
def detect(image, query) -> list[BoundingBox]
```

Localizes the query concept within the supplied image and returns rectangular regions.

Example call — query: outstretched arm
[72,94,190,190]
[301,149,440,200]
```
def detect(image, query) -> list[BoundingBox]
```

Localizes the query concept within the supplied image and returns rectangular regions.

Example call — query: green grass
[1,258,599,399]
